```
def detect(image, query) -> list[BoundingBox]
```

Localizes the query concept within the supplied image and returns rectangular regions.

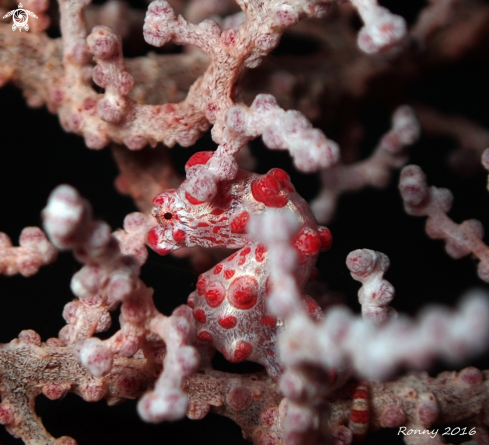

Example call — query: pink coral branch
[183,94,340,202]
[0,334,157,444]
[410,0,459,41]
[349,0,407,54]
[248,210,305,320]
[138,305,199,422]
[1,0,489,444]
[1,335,487,445]
[21,0,50,32]
[42,184,154,345]
[248,210,330,444]
[87,26,135,126]
[415,104,489,176]
[42,184,200,424]
[0,227,57,277]
[185,366,489,445]
[281,289,489,381]
[399,164,489,282]
[311,105,419,224]
[85,0,145,41]
[346,248,396,326]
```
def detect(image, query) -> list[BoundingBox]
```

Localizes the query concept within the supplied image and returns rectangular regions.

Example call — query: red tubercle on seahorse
[251,174,289,208]
[185,151,214,170]
[230,211,250,233]
[148,153,332,379]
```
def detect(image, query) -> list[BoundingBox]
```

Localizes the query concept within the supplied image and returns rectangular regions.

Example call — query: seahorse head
[147,188,190,255]
[147,154,251,254]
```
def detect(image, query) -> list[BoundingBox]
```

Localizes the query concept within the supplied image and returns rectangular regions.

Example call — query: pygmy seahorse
[147,151,331,378]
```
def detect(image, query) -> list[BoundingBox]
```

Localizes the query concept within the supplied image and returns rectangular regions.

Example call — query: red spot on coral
[197,222,210,228]
[83,97,97,110]
[260,407,278,427]
[211,208,224,216]
[50,88,64,104]
[185,192,205,205]
[205,281,225,307]
[237,256,246,266]
[187,298,194,308]
[147,227,172,255]
[228,252,238,262]
[185,151,214,170]
[19,330,41,346]
[333,426,353,445]
[229,340,253,362]
[116,72,134,96]
[418,401,438,425]
[224,269,236,279]
[261,316,277,327]
[79,383,106,402]
[172,228,186,242]
[197,331,213,343]
[121,301,144,323]
[255,244,267,262]
[459,367,483,385]
[218,315,237,329]
[318,226,332,251]
[194,309,206,323]
[206,102,219,120]
[251,175,288,208]
[196,276,207,295]
[269,168,294,192]
[214,264,223,275]
[294,228,321,255]
[228,276,258,310]
[0,403,13,425]
[115,376,138,396]
[381,406,405,428]
[230,211,250,233]
[42,383,67,400]
[227,386,253,411]
[221,28,237,46]
[258,432,280,445]
[162,103,176,114]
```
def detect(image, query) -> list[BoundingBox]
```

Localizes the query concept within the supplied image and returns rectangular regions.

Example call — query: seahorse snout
[147,225,178,255]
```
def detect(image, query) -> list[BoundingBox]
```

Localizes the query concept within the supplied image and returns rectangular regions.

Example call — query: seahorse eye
[157,210,174,224]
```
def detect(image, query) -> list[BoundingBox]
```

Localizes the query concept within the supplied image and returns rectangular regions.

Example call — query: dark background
[1,0,489,443]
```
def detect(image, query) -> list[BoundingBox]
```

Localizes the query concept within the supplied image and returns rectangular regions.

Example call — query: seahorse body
[148,152,331,378]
